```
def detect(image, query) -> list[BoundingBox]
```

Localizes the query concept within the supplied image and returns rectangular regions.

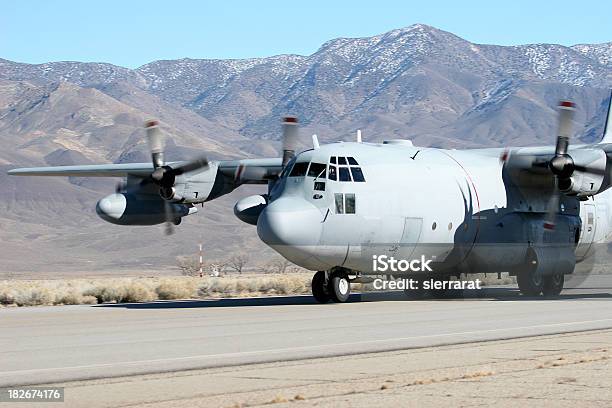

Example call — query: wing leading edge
[8,157,284,182]
[7,163,155,177]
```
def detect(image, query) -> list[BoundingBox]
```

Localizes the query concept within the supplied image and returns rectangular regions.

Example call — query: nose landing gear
[311,269,351,303]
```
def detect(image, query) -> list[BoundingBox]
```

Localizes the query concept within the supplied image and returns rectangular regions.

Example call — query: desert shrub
[14,287,54,306]
[84,285,122,303]
[121,281,156,303]
[177,256,202,276]
[83,280,156,303]
[209,279,237,295]
[0,273,313,307]
[234,279,250,293]
[155,279,196,300]
[80,295,98,305]
[54,289,84,305]
[0,287,16,305]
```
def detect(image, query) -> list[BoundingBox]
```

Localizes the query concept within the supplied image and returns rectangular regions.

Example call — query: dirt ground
[18,329,612,408]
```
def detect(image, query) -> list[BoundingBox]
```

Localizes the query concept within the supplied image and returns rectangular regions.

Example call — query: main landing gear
[517,269,565,297]
[311,270,351,303]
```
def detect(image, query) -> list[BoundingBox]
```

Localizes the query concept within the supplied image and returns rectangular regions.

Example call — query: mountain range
[1,24,611,275]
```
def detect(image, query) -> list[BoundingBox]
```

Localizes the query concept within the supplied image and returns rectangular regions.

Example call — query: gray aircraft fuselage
[256,140,609,275]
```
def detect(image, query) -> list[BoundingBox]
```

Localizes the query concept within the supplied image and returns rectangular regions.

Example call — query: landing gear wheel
[328,271,350,303]
[311,271,330,303]
[542,273,564,297]
[517,268,543,296]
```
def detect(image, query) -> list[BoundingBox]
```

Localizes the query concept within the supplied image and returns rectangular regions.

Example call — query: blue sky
[1,0,610,68]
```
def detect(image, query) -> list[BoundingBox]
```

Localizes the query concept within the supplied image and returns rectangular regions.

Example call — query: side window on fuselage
[345,193,355,214]
[334,193,356,214]
[335,193,344,214]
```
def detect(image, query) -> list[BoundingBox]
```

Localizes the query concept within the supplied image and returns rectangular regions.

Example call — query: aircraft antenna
[357,130,362,143]
[312,134,320,149]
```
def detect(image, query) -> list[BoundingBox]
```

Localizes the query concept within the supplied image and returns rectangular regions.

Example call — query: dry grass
[0,274,312,307]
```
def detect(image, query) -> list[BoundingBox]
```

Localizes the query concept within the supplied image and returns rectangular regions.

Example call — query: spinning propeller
[144,120,209,235]
[233,116,300,184]
[543,101,576,230]
[141,116,300,233]
[281,116,299,169]
[542,101,606,229]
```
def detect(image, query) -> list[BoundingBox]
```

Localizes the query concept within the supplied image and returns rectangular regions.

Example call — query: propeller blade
[555,101,575,156]
[281,116,299,168]
[163,200,175,236]
[573,164,607,176]
[145,120,165,169]
[545,100,574,231]
[171,156,209,175]
[544,177,560,230]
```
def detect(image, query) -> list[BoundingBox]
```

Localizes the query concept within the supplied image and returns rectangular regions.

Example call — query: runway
[1,276,612,388]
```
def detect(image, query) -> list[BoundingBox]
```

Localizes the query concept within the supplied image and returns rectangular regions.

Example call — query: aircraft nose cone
[96,193,127,221]
[257,197,323,267]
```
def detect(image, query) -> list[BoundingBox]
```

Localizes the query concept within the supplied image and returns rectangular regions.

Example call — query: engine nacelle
[234,195,268,225]
[159,186,184,202]
[96,193,197,225]
[560,149,607,196]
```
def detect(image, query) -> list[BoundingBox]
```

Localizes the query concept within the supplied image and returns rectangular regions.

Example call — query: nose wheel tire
[311,271,330,303]
[328,272,350,303]
[542,273,564,297]
[517,268,543,296]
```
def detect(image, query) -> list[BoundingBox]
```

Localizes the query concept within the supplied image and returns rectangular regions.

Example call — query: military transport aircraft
[8,97,612,303]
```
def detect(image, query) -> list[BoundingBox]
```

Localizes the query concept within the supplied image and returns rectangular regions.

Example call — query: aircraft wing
[7,163,155,177]
[7,157,284,183]
[218,158,283,182]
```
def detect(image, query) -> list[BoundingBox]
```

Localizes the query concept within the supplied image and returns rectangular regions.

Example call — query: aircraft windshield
[307,163,326,179]
[289,162,309,177]
[328,156,365,182]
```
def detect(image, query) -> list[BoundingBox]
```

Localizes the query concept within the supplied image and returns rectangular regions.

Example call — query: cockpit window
[350,167,365,182]
[328,156,365,182]
[339,167,351,181]
[289,162,309,177]
[307,162,326,178]
[329,166,337,181]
